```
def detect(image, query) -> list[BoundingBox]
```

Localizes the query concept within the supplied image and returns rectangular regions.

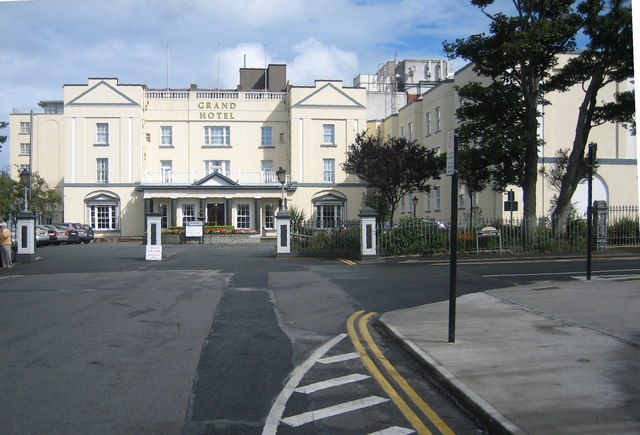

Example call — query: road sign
[446,129,455,176]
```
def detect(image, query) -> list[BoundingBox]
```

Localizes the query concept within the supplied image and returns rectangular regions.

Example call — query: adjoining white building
[368,54,637,226]
[9,65,368,238]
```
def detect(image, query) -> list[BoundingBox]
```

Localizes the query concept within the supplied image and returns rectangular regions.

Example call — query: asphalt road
[1,241,638,434]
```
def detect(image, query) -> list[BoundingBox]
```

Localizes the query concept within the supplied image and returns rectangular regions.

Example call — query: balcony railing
[144,90,286,100]
[142,171,290,185]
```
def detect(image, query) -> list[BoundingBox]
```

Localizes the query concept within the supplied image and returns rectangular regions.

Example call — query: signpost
[586,142,597,280]
[447,129,458,343]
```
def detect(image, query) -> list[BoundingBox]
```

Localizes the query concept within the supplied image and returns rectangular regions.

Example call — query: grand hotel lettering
[197,101,236,120]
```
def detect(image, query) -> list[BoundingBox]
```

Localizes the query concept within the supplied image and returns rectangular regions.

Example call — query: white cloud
[287,38,359,86]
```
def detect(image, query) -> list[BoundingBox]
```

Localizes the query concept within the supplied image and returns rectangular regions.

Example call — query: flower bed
[161,226,261,244]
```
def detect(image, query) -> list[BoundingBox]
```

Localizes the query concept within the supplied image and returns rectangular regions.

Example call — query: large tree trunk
[552,72,602,237]
[522,72,541,237]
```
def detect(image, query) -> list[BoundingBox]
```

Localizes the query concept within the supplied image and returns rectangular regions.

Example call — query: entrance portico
[137,171,293,236]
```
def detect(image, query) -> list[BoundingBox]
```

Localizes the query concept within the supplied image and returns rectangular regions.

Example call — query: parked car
[35,225,51,246]
[80,224,95,243]
[42,225,62,245]
[63,223,93,243]
[54,224,80,244]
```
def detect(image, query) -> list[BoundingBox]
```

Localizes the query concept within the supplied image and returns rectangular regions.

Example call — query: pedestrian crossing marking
[318,351,360,364]
[294,373,370,394]
[281,395,390,427]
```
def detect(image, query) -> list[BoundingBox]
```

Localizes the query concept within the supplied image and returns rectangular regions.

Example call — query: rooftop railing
[145,90,286,100]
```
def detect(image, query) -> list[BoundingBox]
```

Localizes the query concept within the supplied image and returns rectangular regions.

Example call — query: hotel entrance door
[207,203,225,226]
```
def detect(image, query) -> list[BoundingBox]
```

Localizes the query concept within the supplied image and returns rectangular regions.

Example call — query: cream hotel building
[9,58,638,238]
[10,65,369,237]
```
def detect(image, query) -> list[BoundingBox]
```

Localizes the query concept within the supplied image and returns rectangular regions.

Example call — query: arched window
[312,192,346,229]
[85,192,120,231]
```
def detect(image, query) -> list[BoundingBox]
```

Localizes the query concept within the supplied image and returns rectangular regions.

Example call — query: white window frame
[323,158,335,183]
[90,204,118,230]
[261,160,273,182]
[236,203,251,229]
[96,123,109,145]
[322,124,335,146]
[161,126,173,146]
[182,203,196,226]
[20,122,30,134]
[424,191,431,211]
[264,203,275,230]
[161,160,172,183]
[96,158,109,183]
[261,126,273,147]
[315,204,343,229]
[435,107,441,132]
[425,112,431,136]
[204,160,230,176]
[204,126,231,146]
[400,126,406,138]
[408,122,413,141]
[19,143,31,156]
[435,187,441,210]
[159,204,168,229]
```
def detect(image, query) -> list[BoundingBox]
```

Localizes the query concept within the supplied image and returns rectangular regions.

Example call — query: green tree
[0,121,7,151]
[458,142,492,228]
[0,168,61,222]
[342,132,443,226]
[361,188,390,225]
[28,172,62,221]
[0,169,22,220]
[548,0,634,233]
[444,0,580,230]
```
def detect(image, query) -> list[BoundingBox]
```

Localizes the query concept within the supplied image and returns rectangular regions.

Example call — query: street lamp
[19,168,31,211]
[412,195,418,216]
[276,166,287,210]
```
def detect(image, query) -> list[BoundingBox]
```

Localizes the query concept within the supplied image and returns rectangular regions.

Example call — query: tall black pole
[448,133,458,343]
[586,142,596,281]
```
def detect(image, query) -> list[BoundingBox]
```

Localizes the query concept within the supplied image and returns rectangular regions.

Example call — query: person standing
[0,222,13,268]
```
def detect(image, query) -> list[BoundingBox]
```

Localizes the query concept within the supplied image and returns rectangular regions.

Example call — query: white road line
[262,333,347,435]
[318,351,360,364]
[368,426,416,435]
[281,395,390,427]
[483,268,640,278]
[294,373,370,394]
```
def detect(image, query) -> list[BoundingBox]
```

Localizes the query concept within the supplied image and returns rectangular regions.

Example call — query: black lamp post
[19,168,31,211]
[276,166,287,211]
[412,195,418,216]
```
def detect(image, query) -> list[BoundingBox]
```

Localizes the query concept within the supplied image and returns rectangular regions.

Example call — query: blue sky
[0,0,512,169]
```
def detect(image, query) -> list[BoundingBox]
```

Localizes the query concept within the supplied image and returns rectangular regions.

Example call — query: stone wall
[161,234,261,244]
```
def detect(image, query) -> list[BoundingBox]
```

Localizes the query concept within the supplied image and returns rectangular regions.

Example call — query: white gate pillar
[276,209,291,257]
[16,211,36,262]
[359,207,377,259]
[145,213,162,261]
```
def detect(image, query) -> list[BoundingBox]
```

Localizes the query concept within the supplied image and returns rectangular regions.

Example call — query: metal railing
[376,207,639,256]
[142,171,290,185]
[291,219,360,257]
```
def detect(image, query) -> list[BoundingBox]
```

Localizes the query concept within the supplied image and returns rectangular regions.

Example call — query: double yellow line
[347,310,455,435]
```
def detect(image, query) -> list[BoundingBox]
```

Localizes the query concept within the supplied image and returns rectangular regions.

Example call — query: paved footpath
[380,278,640,435]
